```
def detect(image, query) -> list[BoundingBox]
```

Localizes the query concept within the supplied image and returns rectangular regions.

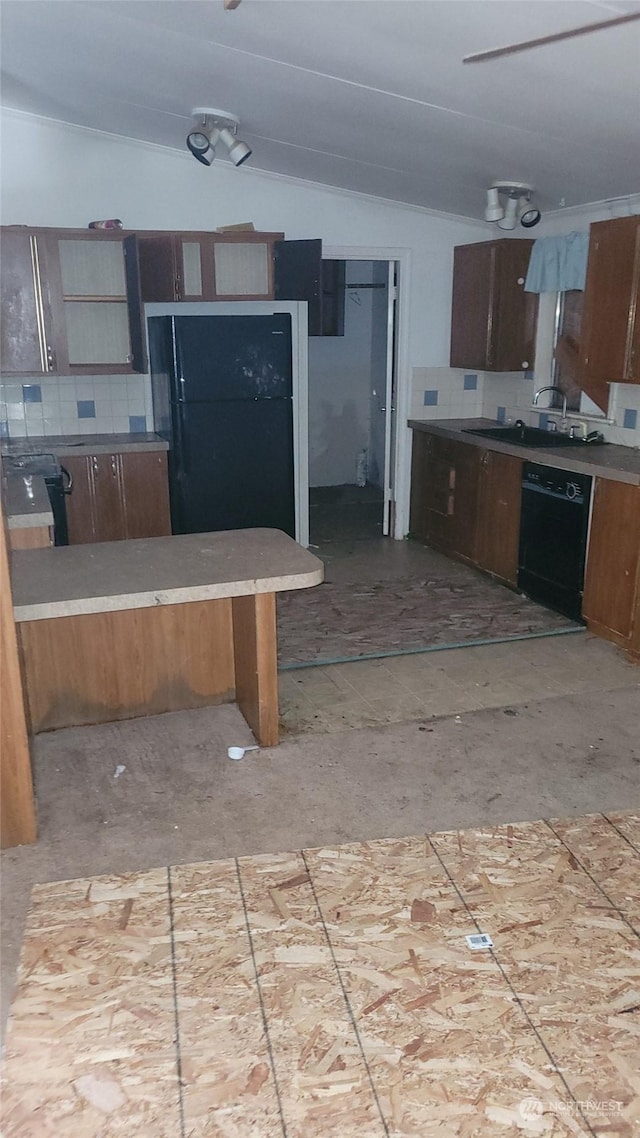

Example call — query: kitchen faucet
[532,385,568,420]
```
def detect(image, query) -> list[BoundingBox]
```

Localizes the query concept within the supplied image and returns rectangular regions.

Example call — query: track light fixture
[484,181,541,230]
[187,108,252,168]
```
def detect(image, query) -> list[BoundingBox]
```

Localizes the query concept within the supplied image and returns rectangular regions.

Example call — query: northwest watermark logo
[519,1099,544,1121]
[519,1097,623,1121]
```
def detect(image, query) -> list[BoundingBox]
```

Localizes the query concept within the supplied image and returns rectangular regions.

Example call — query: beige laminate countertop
[2,474,53,529]
[1,432,168,457]
[1,433,168,529]
[11,528,324,622]
[408,418,640,486]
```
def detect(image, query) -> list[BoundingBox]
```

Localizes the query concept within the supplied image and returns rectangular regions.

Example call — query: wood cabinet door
[583,478,640,641]
[475,449,522,585]
[0,231,53,374]
[450,239,537,372]
[91,453,127,542]
[582,216,640,385]
[410,434,481,560]
[63,455,98,545]
[129,234,178,303]
[450,242,495,369]
[447,440,482,561]
[42,232,139,375]
[493,240,537,372]
[409,431,432,542]
[119,451,171,539]
[274,239,323,335]
[422,435,457,552]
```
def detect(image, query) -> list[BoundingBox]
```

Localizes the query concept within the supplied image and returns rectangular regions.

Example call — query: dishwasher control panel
[521,463,591,504]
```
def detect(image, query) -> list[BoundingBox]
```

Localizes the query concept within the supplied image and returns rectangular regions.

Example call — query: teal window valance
[524,232,590,293]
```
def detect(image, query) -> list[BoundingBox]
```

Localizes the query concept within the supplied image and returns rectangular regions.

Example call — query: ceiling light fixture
[187,108,252,168]
[484,181,541,230]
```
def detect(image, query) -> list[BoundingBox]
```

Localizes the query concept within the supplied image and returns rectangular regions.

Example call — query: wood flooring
[2,812,639,1136]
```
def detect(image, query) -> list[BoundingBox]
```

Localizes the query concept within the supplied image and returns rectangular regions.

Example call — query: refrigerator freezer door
[172,314,292,402]
[148,316,174,437]
[169,398,295,537]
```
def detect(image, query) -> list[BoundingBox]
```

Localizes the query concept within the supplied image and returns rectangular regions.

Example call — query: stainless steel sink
[463,425,595,449]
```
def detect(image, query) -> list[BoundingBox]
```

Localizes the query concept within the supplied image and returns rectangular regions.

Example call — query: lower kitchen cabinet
[474,449,522,585]
[409,431,522,585]
[409,433,480,562]
[64,450,171,544]
[582,478,640,652]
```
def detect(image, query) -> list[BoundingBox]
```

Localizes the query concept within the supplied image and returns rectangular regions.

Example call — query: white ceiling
[2,0,640,220]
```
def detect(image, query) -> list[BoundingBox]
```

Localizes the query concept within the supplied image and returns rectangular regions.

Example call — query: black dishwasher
[518,463,592,622]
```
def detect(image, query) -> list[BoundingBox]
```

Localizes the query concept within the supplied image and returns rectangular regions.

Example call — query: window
[552,289,584,412]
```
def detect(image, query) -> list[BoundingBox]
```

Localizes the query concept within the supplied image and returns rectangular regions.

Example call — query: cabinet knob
[517,277,525,285]
[522,361,529,369]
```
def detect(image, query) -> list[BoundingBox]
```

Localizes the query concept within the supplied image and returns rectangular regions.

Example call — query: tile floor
[279,631,639,735]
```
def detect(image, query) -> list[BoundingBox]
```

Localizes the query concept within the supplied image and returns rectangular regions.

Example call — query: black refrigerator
[148,314,295,537]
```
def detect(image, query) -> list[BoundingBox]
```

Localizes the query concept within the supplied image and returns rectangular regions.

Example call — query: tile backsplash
[0,373,154,438]
[410,367,640,448]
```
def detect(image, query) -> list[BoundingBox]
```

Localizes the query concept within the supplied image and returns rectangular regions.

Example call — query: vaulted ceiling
[2,0,639,220]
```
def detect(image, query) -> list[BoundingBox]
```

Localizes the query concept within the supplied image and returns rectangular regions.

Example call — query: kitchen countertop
[408,418,640,486]
[12,528,324,622]
[2,474,53,530]
[1,432,168,457]
[1,433,168,530]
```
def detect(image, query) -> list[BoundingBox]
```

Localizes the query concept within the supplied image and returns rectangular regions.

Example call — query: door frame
[322,246,411,540]
[144,301,309,547]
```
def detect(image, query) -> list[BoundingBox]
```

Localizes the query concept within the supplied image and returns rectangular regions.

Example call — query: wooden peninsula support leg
[1,504,37,847]
[232,592,279,747]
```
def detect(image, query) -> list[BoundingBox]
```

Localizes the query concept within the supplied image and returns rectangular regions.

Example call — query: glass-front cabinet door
[44,232,144,373]
[177,235,276,300]
[53,235,131,370]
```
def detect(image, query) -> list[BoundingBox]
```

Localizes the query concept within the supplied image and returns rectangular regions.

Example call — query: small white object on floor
[113,764,126,778]
[466,932,494,950]
[228,745,259,761]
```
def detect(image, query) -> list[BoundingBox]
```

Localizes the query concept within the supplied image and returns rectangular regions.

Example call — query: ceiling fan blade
[463,11,640,63]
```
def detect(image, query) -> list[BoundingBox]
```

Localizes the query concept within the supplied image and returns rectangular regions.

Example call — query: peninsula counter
[12,528,324,745]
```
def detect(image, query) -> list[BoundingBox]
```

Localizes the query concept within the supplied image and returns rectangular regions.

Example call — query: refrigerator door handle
[175,402,189,476]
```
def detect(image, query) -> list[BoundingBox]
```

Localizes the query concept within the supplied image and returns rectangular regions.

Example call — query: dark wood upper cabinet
[581,215,640,387]
[1,226,145,375]
[450,238,538,372]
[274,240,345,336]
[320,259,346,336]
[133,231,284,303]
[0,230,56,375]
[274,238,323,335]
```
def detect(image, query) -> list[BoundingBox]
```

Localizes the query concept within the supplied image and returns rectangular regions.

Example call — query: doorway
[307,258,397,548]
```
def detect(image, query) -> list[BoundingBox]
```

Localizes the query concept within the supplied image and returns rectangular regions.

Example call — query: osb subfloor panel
[3,813,639,1137]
